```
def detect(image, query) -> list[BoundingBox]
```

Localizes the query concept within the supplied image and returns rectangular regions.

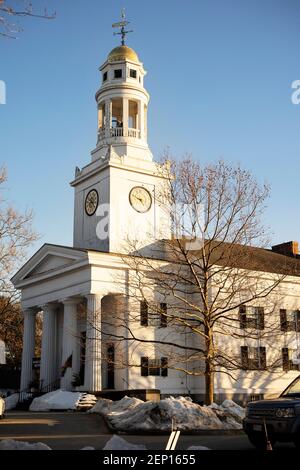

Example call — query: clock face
[129,186,152,213]
[85,189,99,216]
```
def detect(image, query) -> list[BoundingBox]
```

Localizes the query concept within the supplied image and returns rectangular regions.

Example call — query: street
[0,411,295,450]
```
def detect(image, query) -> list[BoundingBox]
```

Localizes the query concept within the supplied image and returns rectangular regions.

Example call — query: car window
[281,375,300,396]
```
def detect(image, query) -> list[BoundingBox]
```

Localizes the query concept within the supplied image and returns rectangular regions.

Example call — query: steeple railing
[111,126,124,137]
[97,127,141,142]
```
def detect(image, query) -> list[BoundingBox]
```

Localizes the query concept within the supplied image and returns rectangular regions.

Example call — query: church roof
[158,239,300,278]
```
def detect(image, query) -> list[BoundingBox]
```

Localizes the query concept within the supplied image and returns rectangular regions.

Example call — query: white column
[40,303,57,391]
[84,294,102,392]
[55,307,64,382]
[123,98,129,136]
[138,100,144,140]
[61,298,79,391]
[20,309,36,391]
[105,100,112,138]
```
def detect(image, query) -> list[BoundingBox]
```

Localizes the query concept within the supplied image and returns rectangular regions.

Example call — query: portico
[12,244,128,394]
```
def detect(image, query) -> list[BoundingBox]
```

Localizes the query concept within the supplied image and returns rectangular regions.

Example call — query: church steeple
[91,13,152,163]
[71,15,171,254]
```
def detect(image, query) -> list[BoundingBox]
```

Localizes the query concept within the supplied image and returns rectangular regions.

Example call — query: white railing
[128,128,141,138]
[98,127,141,142]
[110,127,124,137]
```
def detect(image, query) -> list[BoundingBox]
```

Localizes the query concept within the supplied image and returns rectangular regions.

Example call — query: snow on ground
[103,435,147,450]
[30,390,97,412]
[4,393,19,411]
[221,399,245,420]
[208,400,245,427]
[89,395,245,432]
[0,440,51,450]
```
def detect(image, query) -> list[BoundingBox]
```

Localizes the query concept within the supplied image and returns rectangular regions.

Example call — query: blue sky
[1,0,300,257]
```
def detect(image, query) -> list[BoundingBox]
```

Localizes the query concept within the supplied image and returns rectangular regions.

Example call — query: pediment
[11,244,88,286]
[27,254,78,277]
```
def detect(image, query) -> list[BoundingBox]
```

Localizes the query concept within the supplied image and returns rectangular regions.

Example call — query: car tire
[248,433,275,450]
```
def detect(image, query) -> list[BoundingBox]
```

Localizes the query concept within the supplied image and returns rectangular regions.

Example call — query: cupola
[91,10,153,163]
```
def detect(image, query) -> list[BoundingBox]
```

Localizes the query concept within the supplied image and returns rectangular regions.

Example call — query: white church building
[12,28,300,404]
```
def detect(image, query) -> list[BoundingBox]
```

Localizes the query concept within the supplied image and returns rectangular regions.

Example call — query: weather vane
[112,9,133,46]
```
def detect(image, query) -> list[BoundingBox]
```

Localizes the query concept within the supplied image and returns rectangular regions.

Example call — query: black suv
[243,374,300,449]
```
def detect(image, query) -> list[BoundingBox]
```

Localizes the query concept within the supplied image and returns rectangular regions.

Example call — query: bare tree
[96,157,291,405]
[0,0,55,38]
[0,167,38,328]
[0,297,42,366]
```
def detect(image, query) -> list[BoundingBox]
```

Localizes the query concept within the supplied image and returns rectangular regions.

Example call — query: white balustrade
[98,126,141,141]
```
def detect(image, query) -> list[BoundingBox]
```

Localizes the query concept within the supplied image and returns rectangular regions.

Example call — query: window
[130,69,137,79]
[103,71,108,82]
[114,69,122,79]
[140,357,168,376]
[140,301,168,327]
[249,394,264,402]
[241,346,266,370]
[160,303,168,328]
[280,309,300,332]
[239,306,264,330]
[282,348,300,371]
[148,359,161,376]
[140,301,148,326]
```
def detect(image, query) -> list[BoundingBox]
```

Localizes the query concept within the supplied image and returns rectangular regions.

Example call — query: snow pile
[222,399,245,421]
[77,393,98,410]
[103,435,146,450]
[4,393,19,411]
[89,396,142,415]
[88,397,113,415]
[90,395,245,432]
[0,440,51,450]
[30,390,97,412]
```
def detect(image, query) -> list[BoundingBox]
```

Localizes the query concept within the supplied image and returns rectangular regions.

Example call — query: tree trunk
[205,364,214,405]
[204,325,214,405]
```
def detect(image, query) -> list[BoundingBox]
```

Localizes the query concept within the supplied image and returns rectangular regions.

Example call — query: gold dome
[108,45,139,62]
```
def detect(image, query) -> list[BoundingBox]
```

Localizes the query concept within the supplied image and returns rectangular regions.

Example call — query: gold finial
[112,8,133,46]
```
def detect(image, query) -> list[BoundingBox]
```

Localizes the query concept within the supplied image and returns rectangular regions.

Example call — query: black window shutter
[160,303,168,327]
[257,307,265,330]
[282,348,289,371]
[140,301,148,326]
[239,306,247,329]
[259,347,267,370]
[241,346,248,369]
[296,311,300,333]
[280,309,287,332]
[161,357,168,376]
[141,357,149,376]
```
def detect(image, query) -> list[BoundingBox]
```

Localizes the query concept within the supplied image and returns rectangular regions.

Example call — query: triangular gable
[11,244,88,286]
[26,254,78,277]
